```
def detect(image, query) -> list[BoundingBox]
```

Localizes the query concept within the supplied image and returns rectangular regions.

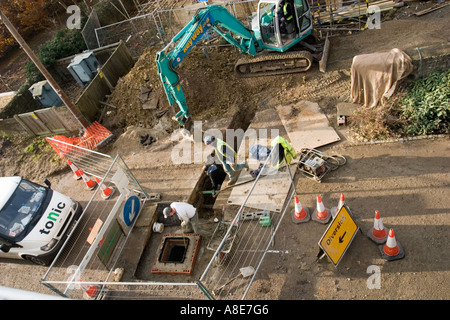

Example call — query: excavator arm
[156,5,260,125]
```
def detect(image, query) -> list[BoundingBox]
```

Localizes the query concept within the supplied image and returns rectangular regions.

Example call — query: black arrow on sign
[339,231,347,243]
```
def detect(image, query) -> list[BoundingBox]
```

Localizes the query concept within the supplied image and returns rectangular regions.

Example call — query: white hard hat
[163,207,171,218]
[203,135,215,145]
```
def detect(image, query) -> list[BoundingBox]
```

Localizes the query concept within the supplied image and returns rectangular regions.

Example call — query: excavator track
[234,50,313,78]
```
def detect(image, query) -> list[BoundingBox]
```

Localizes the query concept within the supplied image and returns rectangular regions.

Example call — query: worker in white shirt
[163,202,209,236]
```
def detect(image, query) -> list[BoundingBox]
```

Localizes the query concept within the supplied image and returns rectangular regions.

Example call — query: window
[295,0,312,32]
[0,180,47,242]
[259,2,278,46]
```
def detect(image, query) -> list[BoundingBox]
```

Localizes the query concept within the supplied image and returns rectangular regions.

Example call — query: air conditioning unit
[67,52,100,87]
[28,80,62,107]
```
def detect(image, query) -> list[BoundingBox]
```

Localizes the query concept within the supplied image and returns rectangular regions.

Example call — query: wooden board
[86,219,103,245]
[227,164,297,213]
[315,0,396,23]
[275,101,340,152]
[97,220,124,267]
[414,2,449,16]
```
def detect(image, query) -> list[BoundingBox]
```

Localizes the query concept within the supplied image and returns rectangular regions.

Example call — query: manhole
[151,233,201,275]
[158,237,190,263]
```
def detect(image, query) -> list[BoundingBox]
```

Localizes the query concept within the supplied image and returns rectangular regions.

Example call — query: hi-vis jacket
[214,138,237,165]
[283,3,293,21]
[270,136,297,168]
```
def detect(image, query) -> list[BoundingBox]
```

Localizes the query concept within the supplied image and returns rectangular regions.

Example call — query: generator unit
[28,80,62,107]
[298,148,347,182]
[67,52,100,87]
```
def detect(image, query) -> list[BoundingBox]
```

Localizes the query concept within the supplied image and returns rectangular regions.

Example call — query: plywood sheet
[275,101,340,151]
[227,165,296,213]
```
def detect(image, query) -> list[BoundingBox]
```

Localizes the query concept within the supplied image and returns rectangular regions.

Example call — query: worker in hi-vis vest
[247,136,296,178]
[204,135,248,185]
[278,0,294,33]
[269,135,297,169]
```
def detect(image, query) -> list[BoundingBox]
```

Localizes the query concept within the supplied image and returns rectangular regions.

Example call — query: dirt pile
[105,47,170,130]
[104,44,280,133]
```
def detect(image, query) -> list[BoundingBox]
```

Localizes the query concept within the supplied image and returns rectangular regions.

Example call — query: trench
[194,100,259,219]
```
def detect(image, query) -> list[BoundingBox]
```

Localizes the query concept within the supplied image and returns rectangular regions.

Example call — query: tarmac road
[246,136,450,300]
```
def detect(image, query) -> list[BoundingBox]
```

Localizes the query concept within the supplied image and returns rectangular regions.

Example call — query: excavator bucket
[319,34,330,73]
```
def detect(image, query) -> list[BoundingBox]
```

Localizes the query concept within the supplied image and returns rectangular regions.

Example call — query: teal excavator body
[156,1,318,125]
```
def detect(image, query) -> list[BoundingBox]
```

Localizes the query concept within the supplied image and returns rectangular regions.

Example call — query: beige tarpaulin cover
[351,48,413,108]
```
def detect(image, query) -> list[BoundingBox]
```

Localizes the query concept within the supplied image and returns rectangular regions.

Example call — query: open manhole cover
[151,233,201,275]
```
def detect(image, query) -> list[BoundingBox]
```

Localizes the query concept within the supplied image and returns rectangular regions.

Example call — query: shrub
[399,70,450,135]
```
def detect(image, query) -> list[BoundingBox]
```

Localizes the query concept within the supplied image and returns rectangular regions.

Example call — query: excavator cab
[255,0,313,51]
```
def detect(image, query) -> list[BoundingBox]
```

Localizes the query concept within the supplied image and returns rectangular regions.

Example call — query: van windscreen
[0,179,48,242]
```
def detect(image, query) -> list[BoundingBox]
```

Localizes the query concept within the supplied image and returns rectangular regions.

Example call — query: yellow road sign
[318,205,359,267]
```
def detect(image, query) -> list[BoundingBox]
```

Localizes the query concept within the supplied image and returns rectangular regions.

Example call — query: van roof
[0,176,21,210]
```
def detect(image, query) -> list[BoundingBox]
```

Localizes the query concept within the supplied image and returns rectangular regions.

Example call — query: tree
[0,0,55,59]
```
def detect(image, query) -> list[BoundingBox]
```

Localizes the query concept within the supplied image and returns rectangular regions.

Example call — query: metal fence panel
[198,157,296,300]
[41,138,156,299]
[40,138,209,300]
[82,9,102,50]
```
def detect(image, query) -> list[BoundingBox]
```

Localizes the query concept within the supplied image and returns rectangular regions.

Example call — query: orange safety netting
[46,121,113,158]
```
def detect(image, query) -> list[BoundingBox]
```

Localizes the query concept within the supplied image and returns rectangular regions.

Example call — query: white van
[0,176,82,265]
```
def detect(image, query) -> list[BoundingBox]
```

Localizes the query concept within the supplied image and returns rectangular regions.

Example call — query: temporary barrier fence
[198,153,296,300]
[41,137,159,299]
[41,135,296,300]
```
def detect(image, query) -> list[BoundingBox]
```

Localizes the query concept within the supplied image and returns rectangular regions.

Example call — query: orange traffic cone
[81,171,97,190]
[83,284,99,299]
[291,195,310,223]
[95,177,115,200]
[330,193,345,218]
[312,195,331,224]
[367,210,388,244]
[77,279,99,299]
[67,160,82,180]
[379,228,405,261]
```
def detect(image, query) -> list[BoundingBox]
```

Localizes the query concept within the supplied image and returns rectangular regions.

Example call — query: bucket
[153,222,164,233]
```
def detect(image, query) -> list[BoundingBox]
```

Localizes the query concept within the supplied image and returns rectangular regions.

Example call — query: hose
[323,154,346,171]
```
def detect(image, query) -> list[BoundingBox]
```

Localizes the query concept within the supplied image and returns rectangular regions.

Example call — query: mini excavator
[156,0,330,125]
